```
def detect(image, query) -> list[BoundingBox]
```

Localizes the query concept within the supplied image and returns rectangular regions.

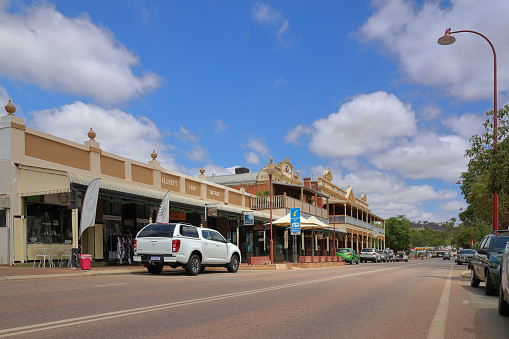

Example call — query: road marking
[0,265,403,337]
[427,265,453,339]
[93,283,128,287]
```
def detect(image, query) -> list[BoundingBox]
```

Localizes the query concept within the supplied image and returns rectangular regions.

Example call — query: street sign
[290,207,301,235]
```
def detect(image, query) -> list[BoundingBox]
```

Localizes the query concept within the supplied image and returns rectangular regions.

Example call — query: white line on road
[93,283,128,287]
[427,265,453,339]
[0,265,406,337]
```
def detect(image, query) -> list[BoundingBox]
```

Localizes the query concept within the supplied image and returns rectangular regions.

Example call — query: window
[181,225,199,238]
[26,202,71,243]
[0,209,5,227]
[202,230,212,240]
[138,224,175,238]
[210,230,225,243]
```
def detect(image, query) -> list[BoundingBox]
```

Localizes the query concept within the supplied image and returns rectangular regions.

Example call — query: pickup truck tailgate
[136,237,172,254]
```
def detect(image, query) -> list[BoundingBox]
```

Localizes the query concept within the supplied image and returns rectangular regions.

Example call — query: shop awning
[68,172,271,221]
[18,165,70,197]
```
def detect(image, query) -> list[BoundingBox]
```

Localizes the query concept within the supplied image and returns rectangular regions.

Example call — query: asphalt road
[0,260,507,338]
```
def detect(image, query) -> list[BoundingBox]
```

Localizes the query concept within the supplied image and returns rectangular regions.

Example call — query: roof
[206,172,259,186]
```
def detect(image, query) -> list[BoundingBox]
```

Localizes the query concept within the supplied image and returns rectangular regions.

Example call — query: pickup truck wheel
[470,269,480,287]
[227,254,239,273]
[147,264,163,275]
[485,270,496,295]
[185,254,201,276]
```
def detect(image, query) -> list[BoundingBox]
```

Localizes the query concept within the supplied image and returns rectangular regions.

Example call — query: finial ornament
[151,149,157,160]
[5,100,16,116]
[88,128,96,140]
[200,166,205,175]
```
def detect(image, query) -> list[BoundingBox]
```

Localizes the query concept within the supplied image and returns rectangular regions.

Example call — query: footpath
[0,261,346,281]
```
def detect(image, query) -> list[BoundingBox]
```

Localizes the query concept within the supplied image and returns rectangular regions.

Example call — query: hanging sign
[244,212,254,225]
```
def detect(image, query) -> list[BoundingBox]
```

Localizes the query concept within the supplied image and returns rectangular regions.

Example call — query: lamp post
[266,157,278,264]
[438,28,498,231]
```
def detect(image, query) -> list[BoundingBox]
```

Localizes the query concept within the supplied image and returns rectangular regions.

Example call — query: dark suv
[471,230,509,295]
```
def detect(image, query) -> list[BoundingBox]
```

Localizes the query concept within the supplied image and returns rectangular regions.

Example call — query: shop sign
[161,173,179,190]
[103,215,121,221]
[207,206,217,216]
[169,210,186,221]
[243,212,254,225]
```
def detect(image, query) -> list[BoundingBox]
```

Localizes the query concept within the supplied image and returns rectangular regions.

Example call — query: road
[0,260,507,338]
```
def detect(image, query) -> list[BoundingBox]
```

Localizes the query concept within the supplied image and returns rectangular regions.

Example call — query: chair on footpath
[32,242,51,268]
[59,243,72,267]
[47,245,57,267]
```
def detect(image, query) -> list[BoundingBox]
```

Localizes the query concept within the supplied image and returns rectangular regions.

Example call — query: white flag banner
[79,178,101,238]
[156,191,171,223]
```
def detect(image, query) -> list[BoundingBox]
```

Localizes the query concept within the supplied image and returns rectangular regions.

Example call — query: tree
[385,215,412,251]
[463,104,509,229]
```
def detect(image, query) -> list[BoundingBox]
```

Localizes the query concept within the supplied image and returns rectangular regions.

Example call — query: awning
[19,165,70,197]
[68,172,271,221]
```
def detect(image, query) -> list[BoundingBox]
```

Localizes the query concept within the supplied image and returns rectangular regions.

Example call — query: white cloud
[252,2,290,44]
[359,0,509,103]
[175,126,199,143]
[332,168,457,222]
[244,152,259,165]
[284,124,312,145]
[0,3,162,104]
[29,101,173,165]
[274,77,288,89]
[245,138,269,157]
[213,119,227,133]
[442,113,485,139]
[371,132,469,181]
[309,91,417,157]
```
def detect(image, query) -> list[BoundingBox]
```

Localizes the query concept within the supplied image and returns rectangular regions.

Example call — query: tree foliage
[461,104,509,229]
[385,215,411,251]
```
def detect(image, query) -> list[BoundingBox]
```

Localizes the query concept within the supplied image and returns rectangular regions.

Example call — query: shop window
[0,209,6,227]
[26,203,71,243]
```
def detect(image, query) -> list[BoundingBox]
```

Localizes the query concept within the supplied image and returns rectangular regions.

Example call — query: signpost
[290,208,300,263]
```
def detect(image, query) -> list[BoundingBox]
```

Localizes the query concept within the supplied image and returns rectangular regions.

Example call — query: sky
[1,0,508,224]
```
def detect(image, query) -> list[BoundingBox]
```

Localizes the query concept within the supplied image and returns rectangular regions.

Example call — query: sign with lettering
[207,186,224,201]
[161,173,180,190]
[185,179,200,196]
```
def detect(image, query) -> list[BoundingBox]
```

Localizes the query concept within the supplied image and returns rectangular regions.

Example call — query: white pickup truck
[133,222,241,276]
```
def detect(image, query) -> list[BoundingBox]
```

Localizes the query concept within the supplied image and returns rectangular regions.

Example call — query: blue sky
[1,0,508,223]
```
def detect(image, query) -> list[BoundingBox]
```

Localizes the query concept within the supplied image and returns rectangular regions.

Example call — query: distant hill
[410,221,444,231]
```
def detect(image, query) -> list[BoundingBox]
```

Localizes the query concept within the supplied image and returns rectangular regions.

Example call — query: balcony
[329,215,385,234]
[251,195,328,219]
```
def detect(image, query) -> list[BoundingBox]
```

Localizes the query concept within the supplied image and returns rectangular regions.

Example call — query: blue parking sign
[290,208,301,234]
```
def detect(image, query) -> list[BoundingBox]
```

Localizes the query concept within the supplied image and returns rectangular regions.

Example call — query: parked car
[377,250,388,262]
[395,251,408,262]
[457,249,476,266]
[336,248,359,265]
[386,249,395,262]
[133,222,241,276]
[499,241,509,316]
[471,230,509,295]
[443,252,450,260]
[360,248,381,263]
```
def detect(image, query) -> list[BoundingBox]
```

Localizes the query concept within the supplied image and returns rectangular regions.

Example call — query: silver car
[457,249,475,266]
[360,248,381,263]
[499,241,509,316]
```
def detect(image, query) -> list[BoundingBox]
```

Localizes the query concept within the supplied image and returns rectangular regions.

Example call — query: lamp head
[438,28,456,45]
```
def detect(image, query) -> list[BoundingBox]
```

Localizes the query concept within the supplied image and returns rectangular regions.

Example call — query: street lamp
[266,157,278,264]
[438,28,498,231]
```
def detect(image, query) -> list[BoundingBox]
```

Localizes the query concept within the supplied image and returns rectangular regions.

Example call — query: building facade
[1,101,385,266]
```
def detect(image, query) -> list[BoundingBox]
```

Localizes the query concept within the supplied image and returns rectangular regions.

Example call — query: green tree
[386,215,412,251]
[463,104,509,229]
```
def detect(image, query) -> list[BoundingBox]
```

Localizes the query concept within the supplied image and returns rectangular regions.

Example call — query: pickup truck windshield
[137,224,176,237]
